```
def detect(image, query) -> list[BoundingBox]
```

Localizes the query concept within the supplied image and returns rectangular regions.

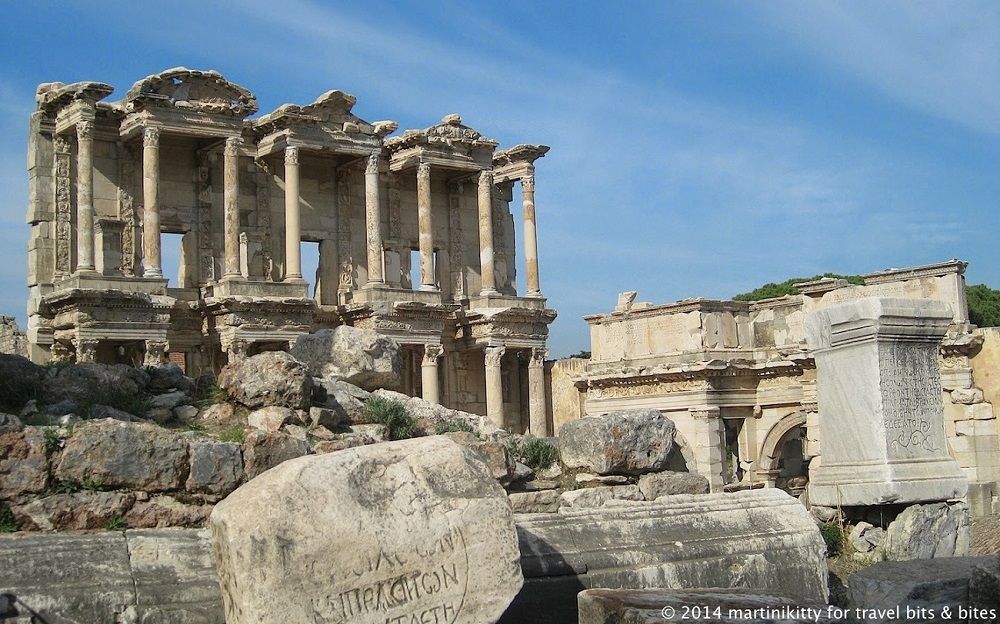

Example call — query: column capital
[143,126,160,148]
[417,161,431,179]
[53,135,72,154]
[366,150,381,175]
[478,168,493,185]
[285,145,299,165]
[423,343,444,365]
[485,345,506,368]
[521,173,535,193]
[76,120,94,141]
[529,346,547,367]
[224,136,243,156]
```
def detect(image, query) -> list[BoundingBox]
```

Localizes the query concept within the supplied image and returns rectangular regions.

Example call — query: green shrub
[218,426,246,444]
[51,479,83,494]
[364,397,416,440]
[521,436,559,469]
[195,378,227,409]
[435,420,474,435]
[42,426,61,452]
[820,523,846,556]
[0,504,17,533]
[967,284,1000,328]
[733,273,864,301]
[106,514,127,531]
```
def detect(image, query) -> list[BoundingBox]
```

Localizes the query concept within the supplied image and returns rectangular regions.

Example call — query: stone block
[509,490,561,513]
[11,491,135,531]
[290,326,402,391]
[500,489,827,624]
[849,556,1000,624]
[0,427,49,498]
[218,351,313,410]
[952,387,985,405]
[560,485,643,509]
[970,403,995,420]
[577,588,840,624]
[210,436,522,623]
[125,495,213,528]
[0,532,134,622]
[55,419,188,492]
[247,405,296,432]
[882,502,969,561]
[638,471,710,499]
[805,298,967,506]
[241,429,310,479]
[186,439,243,495]
[559,409,675,475]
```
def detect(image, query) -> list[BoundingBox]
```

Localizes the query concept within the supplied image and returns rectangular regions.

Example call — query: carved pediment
[386,114,499,153]
[125,68,258,117]
[36,81,114,113]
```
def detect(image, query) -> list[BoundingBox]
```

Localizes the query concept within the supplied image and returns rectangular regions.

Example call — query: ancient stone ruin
[26,68,555,435]
[4,66,1000,624]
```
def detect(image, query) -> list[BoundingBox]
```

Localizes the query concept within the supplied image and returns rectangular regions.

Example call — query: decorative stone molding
[143,127,160,148]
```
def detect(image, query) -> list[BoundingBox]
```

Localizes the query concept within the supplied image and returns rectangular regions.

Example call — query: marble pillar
[485,345,506,428]
[477,169,498,295]
[364,150,385,285]
[417,162,436,290]
[142,127,162,278]
[528,346,548,436]
[284,146,303,282]
[75,121,96,273]
[522,173,541,297]
[422,343,443,405]
[222,137,243,280]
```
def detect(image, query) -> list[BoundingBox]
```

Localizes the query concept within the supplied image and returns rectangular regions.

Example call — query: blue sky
[1,1,998,357]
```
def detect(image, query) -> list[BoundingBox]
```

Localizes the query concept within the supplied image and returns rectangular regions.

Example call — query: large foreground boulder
[559,409,675,475]
[210,436,523,624]
[218,351,312,410]
[290,326,402,391]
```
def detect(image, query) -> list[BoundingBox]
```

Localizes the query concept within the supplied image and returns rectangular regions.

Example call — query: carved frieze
[591,378,711,399]
[53,135,72,277]
[119,143,137,277]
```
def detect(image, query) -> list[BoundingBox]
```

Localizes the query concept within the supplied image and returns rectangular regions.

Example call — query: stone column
[485,345,506,428]
[689,407,727,493]
[422,343,443,405]
[75,338,98,363]
[522,173,541,297]
[75,121,96,273]
[528,346,548,436]
[222,137,243,280]
[364,150,385,286]
[417,162,436,290]
[284,146,303,282]
[142,127,162,278]
[478,169,498,295]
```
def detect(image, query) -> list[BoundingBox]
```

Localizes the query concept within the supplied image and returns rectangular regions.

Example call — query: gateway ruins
[25,68,556,435]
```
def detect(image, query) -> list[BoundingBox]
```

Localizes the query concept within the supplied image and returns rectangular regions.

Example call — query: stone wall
[0,317,28,357]
[546,356,587,434]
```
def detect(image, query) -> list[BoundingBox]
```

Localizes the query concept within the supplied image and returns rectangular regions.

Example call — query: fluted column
[284,146,303,282]
[478,169,498,295]
[422,343,443,405]
[528,346,548,436]
[417,162,436,290]
[142,127,162,278]
[222,137,243,279]
[364,150,385,285]
[75,121,96,273]
[522,172,541,297]
[485,345,505,428]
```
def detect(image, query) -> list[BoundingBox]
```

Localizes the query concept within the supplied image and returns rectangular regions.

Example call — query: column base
[74,267,99,277]
[527,290,544,298]
[479,288,500,296]
[361,281,389,290]
[808,457,968,506]
[283,276,307,284]
[220,273,246,282]
[418,284,439,292]
[144,269,164,279]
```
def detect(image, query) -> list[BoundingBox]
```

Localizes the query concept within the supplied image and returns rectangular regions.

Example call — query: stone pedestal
[805,297,968,506]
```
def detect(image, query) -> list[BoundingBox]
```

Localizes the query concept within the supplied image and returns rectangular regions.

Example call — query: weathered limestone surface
[12,491,135,531]
[560,485,643,509]
[805,298,968,506]
[210,436,523,624]
[578,588,841,624]
[637,471,710,499]
[0,529,224,623]
[240,429,310,479]
[501,489,828,624]
[849,556,1000,624]
[0,427,49,498]
[42,362,149,406]
[290,326,402,391]
[218,351,313,410]
[559,409,675,475]
[373,388,500,436]
[882,502,970,560]
[186,438,243,495]
[313,377,369,423]
[55,418,188,491]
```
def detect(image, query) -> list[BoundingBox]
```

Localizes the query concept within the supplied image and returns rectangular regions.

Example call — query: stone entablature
[25,68,557,436]
[576,260,998,505]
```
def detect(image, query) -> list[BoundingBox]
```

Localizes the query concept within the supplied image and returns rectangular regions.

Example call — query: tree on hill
[732,274,864,301]
[967,284,1000,328]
